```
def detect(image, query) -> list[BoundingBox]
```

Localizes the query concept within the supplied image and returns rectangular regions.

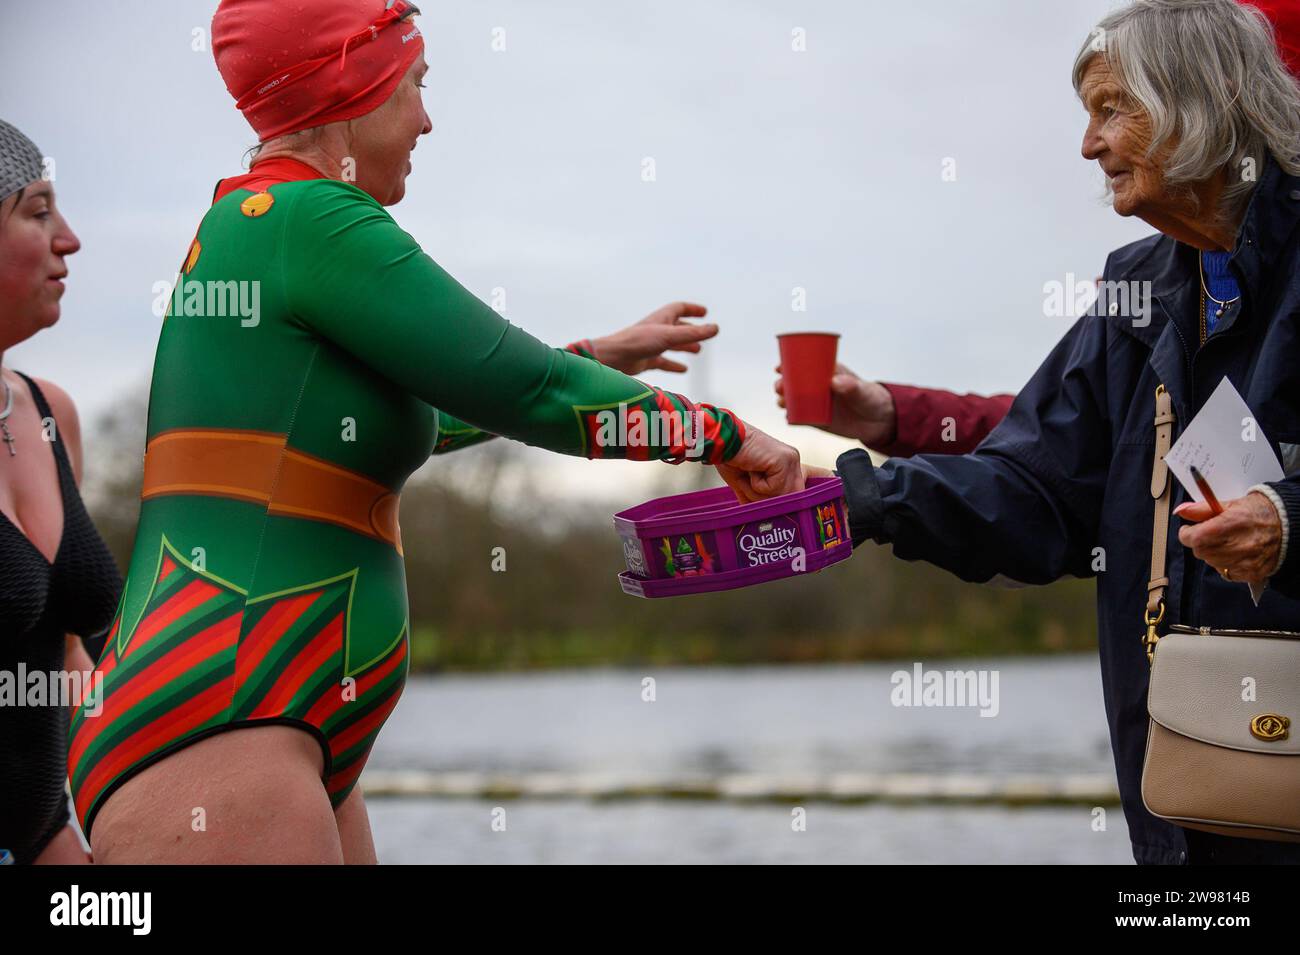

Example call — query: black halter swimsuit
[0,372,121,863]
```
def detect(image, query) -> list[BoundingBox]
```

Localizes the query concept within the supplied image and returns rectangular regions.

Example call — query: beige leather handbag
[1140,384,1300,842]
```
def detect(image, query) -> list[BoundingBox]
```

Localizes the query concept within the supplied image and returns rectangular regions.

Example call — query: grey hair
[1072,0,1300,228]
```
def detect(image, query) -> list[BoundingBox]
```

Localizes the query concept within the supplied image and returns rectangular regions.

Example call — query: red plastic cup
[778,332,840,426]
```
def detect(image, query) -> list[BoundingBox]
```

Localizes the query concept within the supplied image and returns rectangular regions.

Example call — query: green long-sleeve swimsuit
[67,158,745,835]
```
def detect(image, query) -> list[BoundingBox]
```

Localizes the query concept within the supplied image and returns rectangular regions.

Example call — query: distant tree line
[82,388,1097,671]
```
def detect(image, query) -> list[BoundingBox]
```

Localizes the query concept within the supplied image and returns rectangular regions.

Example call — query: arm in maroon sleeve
[875,383,1016,457]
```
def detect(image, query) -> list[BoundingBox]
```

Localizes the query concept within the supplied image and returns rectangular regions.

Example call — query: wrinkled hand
[775,362,897,447]
[590,302,718,376]
[1176,492,1283,584]
[715,426,806,503]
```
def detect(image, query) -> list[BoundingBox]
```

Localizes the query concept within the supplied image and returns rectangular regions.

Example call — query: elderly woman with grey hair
[834,0,1300,864]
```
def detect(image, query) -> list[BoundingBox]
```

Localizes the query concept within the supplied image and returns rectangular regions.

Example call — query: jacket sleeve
[283,182,745,464]
[1262,478,1300,599]
[838,314,1113,585]
[877,384,1015,457]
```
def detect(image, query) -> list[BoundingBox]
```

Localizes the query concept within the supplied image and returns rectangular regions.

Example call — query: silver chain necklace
[0,377,16,457]
[1199,251,1241,320]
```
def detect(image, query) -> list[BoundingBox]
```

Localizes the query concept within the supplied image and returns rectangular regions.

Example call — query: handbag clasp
[1250,714,1291,742]
[1143,601,1166,664]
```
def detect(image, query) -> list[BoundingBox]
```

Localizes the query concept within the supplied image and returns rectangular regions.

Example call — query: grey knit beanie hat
[0,118,45,204]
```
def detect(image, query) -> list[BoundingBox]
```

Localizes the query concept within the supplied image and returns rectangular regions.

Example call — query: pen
[1189,465,1224,515]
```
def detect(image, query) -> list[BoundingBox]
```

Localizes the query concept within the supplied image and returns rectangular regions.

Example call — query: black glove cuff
[835,448,884,547]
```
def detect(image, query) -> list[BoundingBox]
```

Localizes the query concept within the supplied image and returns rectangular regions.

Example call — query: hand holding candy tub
[614,476,852,597]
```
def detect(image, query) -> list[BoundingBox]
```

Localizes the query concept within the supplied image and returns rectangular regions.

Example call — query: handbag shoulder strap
[1144,384,1176,663]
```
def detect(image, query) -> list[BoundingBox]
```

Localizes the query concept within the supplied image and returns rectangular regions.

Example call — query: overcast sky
[1,0,1151,501]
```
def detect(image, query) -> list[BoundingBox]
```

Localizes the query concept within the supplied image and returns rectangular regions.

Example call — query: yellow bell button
[240,192,275,217]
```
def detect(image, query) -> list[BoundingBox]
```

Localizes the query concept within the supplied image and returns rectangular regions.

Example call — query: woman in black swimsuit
[0,118,122,864]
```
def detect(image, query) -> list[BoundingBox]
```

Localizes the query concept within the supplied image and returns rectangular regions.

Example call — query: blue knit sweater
[1202,249,1240,334]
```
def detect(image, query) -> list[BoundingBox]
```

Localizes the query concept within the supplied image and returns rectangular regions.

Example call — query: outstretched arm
[432,304,717,455]
[286,182,798,491]
[774,362,1015,456]
[836,314,1112,585]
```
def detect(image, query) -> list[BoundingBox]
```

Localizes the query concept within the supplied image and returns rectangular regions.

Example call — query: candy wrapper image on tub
[613,476,853,597]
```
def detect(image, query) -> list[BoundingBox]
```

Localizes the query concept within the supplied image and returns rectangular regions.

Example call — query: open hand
[590,302,718,376]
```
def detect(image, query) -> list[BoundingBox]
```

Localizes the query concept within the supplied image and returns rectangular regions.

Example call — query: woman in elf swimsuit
[70,0,804,863]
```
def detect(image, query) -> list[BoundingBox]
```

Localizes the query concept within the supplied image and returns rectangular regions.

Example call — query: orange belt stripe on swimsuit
[142,428,403,554]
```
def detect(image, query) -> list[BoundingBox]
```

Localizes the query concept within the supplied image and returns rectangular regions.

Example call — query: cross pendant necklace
[0,379,15,457]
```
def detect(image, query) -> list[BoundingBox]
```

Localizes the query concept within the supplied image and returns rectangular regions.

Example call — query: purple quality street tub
[613,476,852,598]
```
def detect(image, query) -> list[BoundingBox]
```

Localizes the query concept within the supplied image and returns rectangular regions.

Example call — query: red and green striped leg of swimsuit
[68,157,745,836]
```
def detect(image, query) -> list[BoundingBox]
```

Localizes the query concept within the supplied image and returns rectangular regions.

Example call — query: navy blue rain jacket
[838,154,1300,865]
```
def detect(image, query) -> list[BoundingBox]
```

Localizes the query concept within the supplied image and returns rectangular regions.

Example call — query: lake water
[365,655,1138,864]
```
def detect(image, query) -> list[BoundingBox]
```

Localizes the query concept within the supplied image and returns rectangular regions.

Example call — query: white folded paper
[1164,377,1284,606]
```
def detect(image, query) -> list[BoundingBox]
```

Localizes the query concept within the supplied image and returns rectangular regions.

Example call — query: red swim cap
[212,0,425,141]
[1240,0,1300,77]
